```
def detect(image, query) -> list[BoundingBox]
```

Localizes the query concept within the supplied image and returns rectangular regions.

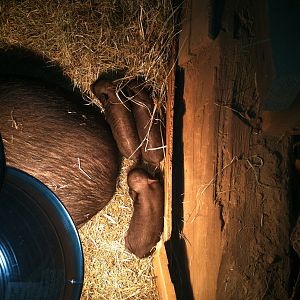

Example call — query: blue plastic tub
[0,138,84,299]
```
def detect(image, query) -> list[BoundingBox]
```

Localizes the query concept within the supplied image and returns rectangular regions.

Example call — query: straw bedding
[0,0,176,299]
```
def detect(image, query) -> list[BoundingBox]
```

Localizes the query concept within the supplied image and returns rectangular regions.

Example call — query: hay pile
[0,0,175,109]
[0,0,176,299]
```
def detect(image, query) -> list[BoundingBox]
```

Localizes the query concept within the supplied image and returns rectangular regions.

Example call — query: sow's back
[0,78,120,226]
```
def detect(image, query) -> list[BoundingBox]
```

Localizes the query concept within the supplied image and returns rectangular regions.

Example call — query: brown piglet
[91,79,142,162]
[126,80,164,165]
[125,168,164,258]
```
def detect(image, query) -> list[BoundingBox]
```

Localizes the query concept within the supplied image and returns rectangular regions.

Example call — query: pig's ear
[129,188,138,200]
[147,178,158,185]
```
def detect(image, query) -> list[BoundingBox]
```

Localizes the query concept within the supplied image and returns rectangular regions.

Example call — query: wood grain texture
[179,2,222,297]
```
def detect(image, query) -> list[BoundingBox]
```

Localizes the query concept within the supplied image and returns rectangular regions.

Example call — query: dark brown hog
[126,80,164,165]
[0,78,120,227]
[91,79,142,162]
[125,168,164,258]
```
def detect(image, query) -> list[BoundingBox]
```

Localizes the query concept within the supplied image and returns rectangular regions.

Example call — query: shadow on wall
[165,67,194,300]
[0,46,81,96]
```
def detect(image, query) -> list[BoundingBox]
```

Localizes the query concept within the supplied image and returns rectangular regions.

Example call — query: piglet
[125,168,164,258]
[126,80,164,165]
[91,79,141,162]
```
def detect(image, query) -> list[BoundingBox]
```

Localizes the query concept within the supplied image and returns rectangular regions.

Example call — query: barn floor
[165,0,300,299]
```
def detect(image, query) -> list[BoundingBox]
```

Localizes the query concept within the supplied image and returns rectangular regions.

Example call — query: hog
[0,76,165,258]
[0,77,120,227]
[125,168,164,258]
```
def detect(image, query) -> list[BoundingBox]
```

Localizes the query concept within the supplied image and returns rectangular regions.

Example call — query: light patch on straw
[102,213,117,225]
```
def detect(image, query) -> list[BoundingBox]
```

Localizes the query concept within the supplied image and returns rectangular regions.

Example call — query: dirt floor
[168,0,300,299]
